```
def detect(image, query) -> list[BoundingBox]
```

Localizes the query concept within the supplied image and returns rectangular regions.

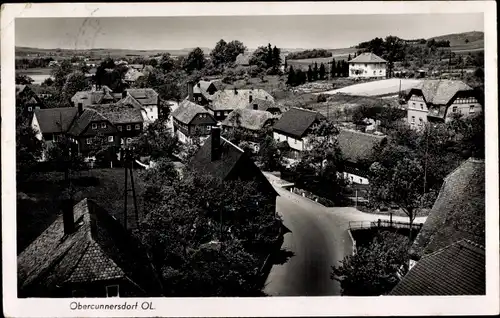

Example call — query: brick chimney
[211,126,221,161]
[249,93,253,103]
[233,87,238,95]
[188,81,194,102]
[62,198,75,235]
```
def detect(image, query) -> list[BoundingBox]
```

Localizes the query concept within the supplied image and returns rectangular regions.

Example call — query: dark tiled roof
[33,107,79,134]
[390,240,485,295]
[222,108,274,131]
[210,89,274,111]
[71,87,117,107]
[87,104,143,124]
[337,129,387,163]
[67,109,107,136]
[188,135,277,196]
[18,199,161,297]
[116,94,144,109]
[126,88,158,106]
[410,158,485,259]
[413,80,472,105]
[349,53,387,64]
[172,100,212,125]
[273,107,325,139]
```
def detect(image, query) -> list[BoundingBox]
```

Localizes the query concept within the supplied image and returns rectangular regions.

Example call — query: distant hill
[427,31,484,47]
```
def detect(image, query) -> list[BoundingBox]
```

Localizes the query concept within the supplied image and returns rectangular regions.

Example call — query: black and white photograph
[2,2,498,317]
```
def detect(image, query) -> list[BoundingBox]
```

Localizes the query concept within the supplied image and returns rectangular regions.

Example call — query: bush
[317,94,327,103]
[248,65,263,78]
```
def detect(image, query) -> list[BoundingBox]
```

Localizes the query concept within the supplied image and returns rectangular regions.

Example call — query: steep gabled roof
[188,135,278,197]
[210,89,274,111]
[411,80,472,105]
[87,103,143,124]
[126,88,158,106]
[33,107,79,134]
[222,108,274,131]
[349,52,387,64]
[116,94,144,109]
[67,109,108,136]
[18,199,162,297]
[273,107,325,139]
[172,100,213,125]
[410,158,485,260]
[246,98,281,112]
[390,240,485,295]
[337,129,387,164]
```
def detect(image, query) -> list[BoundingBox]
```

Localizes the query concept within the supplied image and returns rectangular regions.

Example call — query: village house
[71,86,159,124]
[272,107,326,160]
[123,67,144,85]
[235,52,251,66]
[336,128,387,185]
[208,88,275,121]
[389,239,485,295]
[17,198,162,298]
[221,108,276,152]
[405,80,482,128]
[191,80,223,107]
[189,126,278,206]
[31,103,144,159]
[348,52,387,79]
[171,99,217,144]
[30,85,57,100]
[386,158,486,295]
[16,84,43,115]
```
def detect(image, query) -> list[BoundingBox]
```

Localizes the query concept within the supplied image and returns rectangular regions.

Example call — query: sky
[15,14,484,51]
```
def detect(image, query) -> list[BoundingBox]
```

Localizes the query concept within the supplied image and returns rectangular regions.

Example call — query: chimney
[77,103,83,116]
[62,198,75,235]
[188,81,194,102]
[249,94,253,104]
[122,89,127,99]
[233,87,238,95]
[211,126,221,161]
[253,103,258,110]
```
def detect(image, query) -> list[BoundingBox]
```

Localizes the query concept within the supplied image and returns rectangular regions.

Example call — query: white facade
[349,62,386,79]
[445,96,482,122]
[273,131,311,152]
[343,172,369,185]
[141,105,159,124]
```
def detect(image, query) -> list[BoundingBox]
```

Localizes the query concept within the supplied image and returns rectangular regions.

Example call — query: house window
[135,124,140,130]
[294,139,297,144]
[101,122,107,129]
[86,138,92,145]
[27,106,33,112]
[452,106,457,113]
[198,97,202,102]
[108,136,114,142]
[207,125,211,131]
[126,125,131,131]
[364,64,368,67]
[373,71,376,75]
[127,138,132,144]
[117,126,122,131]
[469,105,475,113]
[92,123,97,129]
[106,285,119,297]
[411,116,415,123]
[419,118,423,125]
[420,103,424,109]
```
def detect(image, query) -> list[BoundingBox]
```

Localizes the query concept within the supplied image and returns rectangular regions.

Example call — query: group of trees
[249,44,282,72]
[287,49,332,60]
[137,159,282,296]
[210,39,247,68]
[286,58,349,86]
[15,57,55,69]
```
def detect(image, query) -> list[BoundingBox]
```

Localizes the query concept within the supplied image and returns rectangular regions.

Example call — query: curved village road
[262,174,427,296]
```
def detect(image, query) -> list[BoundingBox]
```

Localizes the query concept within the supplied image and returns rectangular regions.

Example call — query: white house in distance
[348,53,387,79]
[405,80,482,129]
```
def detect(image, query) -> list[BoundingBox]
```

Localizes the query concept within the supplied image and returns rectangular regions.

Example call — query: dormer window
[92,123,97,129]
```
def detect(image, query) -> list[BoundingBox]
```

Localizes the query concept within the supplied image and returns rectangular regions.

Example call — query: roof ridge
[459,239,485,251]
[421,239,485,261]
[220,136,244,153]
[291,106,318,114]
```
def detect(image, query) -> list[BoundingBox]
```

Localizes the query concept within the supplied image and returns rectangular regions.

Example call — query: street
[262,173,427,296]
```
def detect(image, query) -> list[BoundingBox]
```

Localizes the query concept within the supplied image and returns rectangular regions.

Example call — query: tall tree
[182,47,206,74]
[225,40,247,64]
[347,54,352,61]
[61,71,88,106]
[307,65,313,82]
[160,53,176,72]
[319,63,326,80]
[266,43,273,69]
[210,39,228,67]
[330,58,336,78]
[272,46,282,69]
[331,231,410,296]
[336,60,342,77]
[313,62,319,81]
[286,66,296,86]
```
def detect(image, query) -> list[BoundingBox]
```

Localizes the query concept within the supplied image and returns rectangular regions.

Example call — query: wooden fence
[348,219,424,231]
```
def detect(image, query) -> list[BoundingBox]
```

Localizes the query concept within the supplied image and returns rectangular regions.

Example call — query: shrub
[317,94,327,103]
